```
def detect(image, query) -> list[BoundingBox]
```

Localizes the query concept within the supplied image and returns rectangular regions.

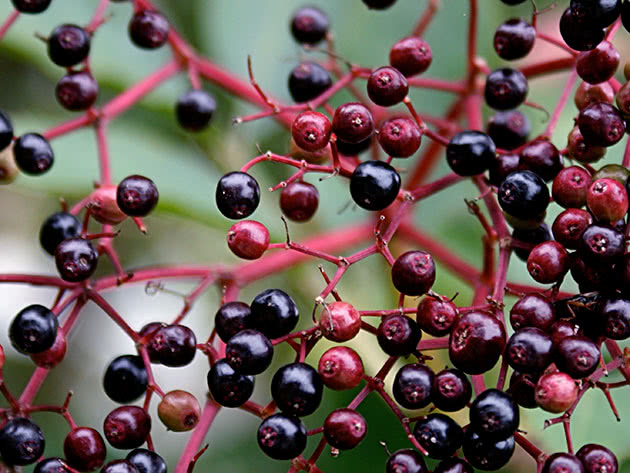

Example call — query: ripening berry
[367,66,409,107]
[63,427,106,472]
[55,237,99,282]
[129,10,169,49]
[280,181,319,222]
[391,250,435,296]
[575,81,615,111]
[449,310,506,374]
[291,111,331,152]
[389,37,432,77]
[323,409,367,450]
[90,186,127,225]
[587,178,628,222]
[158,390,201,432]
[318,301,361,342]
[526,241,570,284]
[30,329,67,368]
[104,406,151,450]
[332,103,374,144]
[576,40,620,85]
[290,6,329,44]
[318,346,364,391]
[55,71,98,111]
[227,220,269,260]
[377,116,421,158]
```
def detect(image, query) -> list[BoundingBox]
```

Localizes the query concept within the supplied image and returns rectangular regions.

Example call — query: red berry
[318,346,363,390]
[577,101,626,148]
[576,40,620,85]
[64,427,107,472]
[291,111,331,152]
[526,241,570,284]
[332,102,374,144]
[509,293,555,331]
[567,126,606,164]
[449,310,506,374]
[391,250,436,296]
[552,166,592,208]
[129,10,169,49]
[30,329,67,368]
[389,37,432,77]
[416,296,458,336]
[367,66,409,106]
[318,301,361,342]
[104,406,151,450]
[323,408,367,450]
[280,181,319,222]
[586,178,629,222]
[552,208,592,250]
[519,138,563,182]
[227,220,270,260]
[377,116,421,158]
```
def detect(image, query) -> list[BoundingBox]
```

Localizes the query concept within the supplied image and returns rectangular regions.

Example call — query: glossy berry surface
[175,90,216,132]
[509,293,555,331]
[446,130,496,176]
[215,171,260,220]
[567,126,606,164]
[0,110,13,152]
[103,354,148,403]
[271,362,323,417]
[367,66,409,106]
[48,24,90,67]
[350,160,401,211]
[126,449,167,473]
[559,7,605,51]
[147,324,196,367]
[64,427,106,472]
[494,18,535,60]
[117,175,159,217]
[362,0,397,9]
[291,111,331,152]
[587,178,628,222]
[101,460,140,473]
[34,458,71,473]
[129,10,169,49]
[290,6,329,44]
[576,40,620,85]
[433,368,472,412]
[332,102,374,144]
[250,288,299,339]
[214,301,252,343]
[579,224,625,264]
[552,166,592,209]
[385,449,427,473]
[318,346,364,391]
[280,181,319,222]
[519,138,563,182]
[55,71,98,111]
[103,406,151,450]
[11,0,51,13]
[323,408,367,450]
[207,358,255,407]
[541,453,585,473]
[487,110,530,151]
[377,314,422,356]
[389,37,432,77]
[484,68,528,110]
[434,458,474,473]
[463,430,515,471]
[413,413,463,459]
[598,297,630,340]
[318,300,361,342]
[393,363,434,409]
[225,329,273,375]
[391,250,435,296]
[157,390,200,432]
[13,133,54,175]
[512,224,553,261]
[535,372,579,413]
[377,116,421,158]
[577,102,625,148]
[0,417,45,466]
[469,388,519,440]
[498,170,549,219]
[506,327,553,373]
[227,220,269,260]
[449,310,506,374]
[416,296,457,336]
[571,0,622,28]
[508,371,539,409]
[54,237,98,282]
[257,413,307,460]
[9,303,58,355]
[527,241,570,284]
[577,444,618,473]
[489,153,520,186]
[555,335,600,379]
[288,62,332,103]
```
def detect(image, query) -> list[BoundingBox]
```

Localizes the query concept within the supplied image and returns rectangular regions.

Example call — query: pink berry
[586,178,629,222]
[318,301,361,342]
[227,220,270,260]
[535,372,578,413]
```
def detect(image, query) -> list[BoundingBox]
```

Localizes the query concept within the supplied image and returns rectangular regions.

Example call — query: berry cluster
[0,1,630,473]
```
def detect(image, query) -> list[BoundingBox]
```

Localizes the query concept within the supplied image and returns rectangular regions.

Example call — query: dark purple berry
[175,90,216,132]
[103,406,151,450]
[0,110,13,152]
[207,358,255,407]
[389,37,432,77]
[323,408,367,450]
[510,293,555,331]
[449,310,506,374]
[576,40,620,84]
[54,237,98,282]
[332,102,374,144]
[280,181,319,222]
[560,7,605,51]
[505,327,553,373]
[225,329,273,375]
[377,314,422,356]
[433,368,472,412]
[148,324,196,367]
[215,301,252,343]
[577,444,619,473]
[64,427,106,472]
[494,18,536,60]
[391,250,435,296]
[392,363,434,409]
[103,354,148,403]
[498,170,550,219]
[580,224,625,264]
[567,126,606,164]
[446,130,496,176]
[555,335,600,379]
[271,362,323,417]
[577,102,626,147]
[512,224,553,261]
[11,0,51,13]
[362,0,397,9]
[508,371,539,409]
[416,296,457,336]
[0,418,45,466]
[597,297,630,340]
[250,288,299,339]
[288,62,332,103]
[571,0,622,28]
[101,460,140,473]
[13,133,54,175]
[215,171,260,220]
[129,10,169,49]
[48,24,90,67]
[527,241,570,284]
[34,458,71,473]
[484,68,528,110]
[117,175,159,217]
[386,449,427,473]
[350,160,401,211]
[489,153,520,186]
[469,388,519,440]
[126,449,167,473]
[541,453,585,473]
[56,71,98,111]
[9,304,58,355]
[434,458,474,473]
[413,413,463,460]
[463,430,515,471]
[290,6,329,44]
[519,138,563,182]
[487,110,530,151]
[377,116,421,158]
[257,413,307,460]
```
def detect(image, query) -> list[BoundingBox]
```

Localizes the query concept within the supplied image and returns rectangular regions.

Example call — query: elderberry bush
[1,1,630,473]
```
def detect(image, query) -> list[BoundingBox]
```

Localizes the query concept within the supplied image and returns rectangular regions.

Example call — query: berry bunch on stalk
[1,0,630,472]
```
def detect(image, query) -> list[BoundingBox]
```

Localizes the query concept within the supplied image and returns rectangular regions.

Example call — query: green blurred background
[0,0,629,471]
